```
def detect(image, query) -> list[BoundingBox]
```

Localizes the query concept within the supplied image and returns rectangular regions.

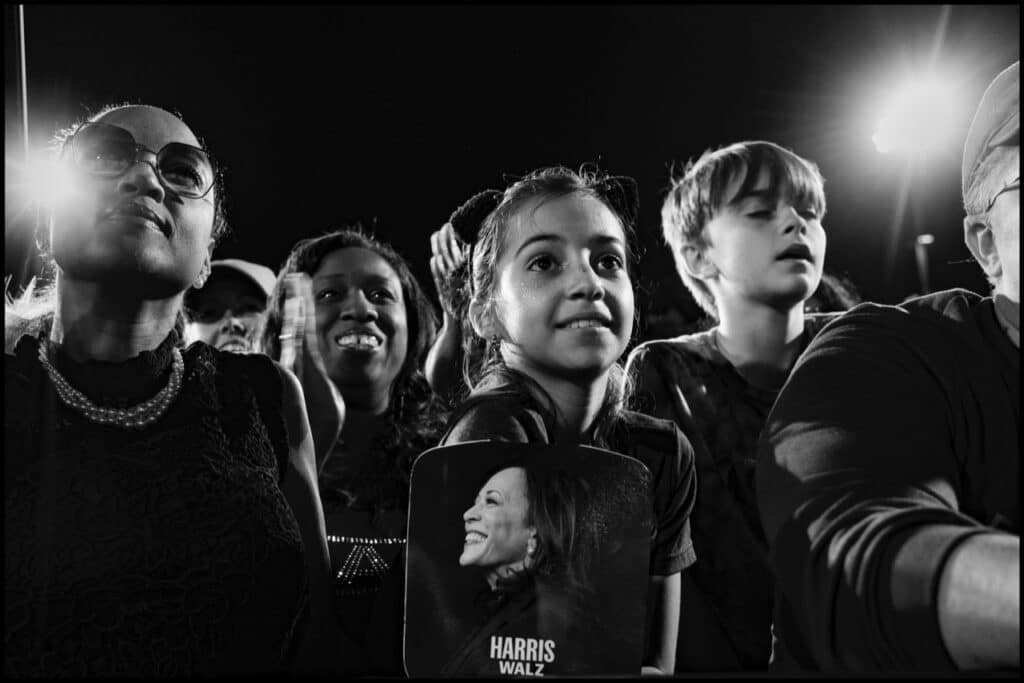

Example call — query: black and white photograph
[4,4,1019,678]
[404,442,653,676]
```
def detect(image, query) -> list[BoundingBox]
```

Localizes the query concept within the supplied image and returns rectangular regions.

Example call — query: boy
[626,140,836,671]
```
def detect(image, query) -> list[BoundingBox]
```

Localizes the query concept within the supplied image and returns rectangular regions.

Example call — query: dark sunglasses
[66,121,217,199]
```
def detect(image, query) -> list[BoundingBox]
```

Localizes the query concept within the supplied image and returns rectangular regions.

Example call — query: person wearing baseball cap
[185,258,277,353]
[756,62,1019,672]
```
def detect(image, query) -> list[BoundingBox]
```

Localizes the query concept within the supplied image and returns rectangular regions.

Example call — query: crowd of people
[3,60,1018,676]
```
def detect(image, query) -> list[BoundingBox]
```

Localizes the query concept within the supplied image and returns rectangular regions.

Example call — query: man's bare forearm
[937,532,1019,669]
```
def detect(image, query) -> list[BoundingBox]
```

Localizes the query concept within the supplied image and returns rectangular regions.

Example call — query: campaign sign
[404,442,653,677]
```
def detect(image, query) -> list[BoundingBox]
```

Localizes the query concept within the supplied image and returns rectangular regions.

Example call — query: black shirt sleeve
[441,395,548,446]
[756,303,990,671]
[649,423,697,575]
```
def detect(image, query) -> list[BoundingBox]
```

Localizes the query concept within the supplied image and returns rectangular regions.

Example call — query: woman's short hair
[5,103,225,351]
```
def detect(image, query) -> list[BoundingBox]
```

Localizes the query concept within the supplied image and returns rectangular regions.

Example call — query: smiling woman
[261,227,448,675]
[442,461,601,675]
[4,104,349,675]
[460,466,536,576]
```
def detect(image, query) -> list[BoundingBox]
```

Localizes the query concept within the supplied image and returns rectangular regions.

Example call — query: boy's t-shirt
[625,314,839,671]
[441,388,698,576]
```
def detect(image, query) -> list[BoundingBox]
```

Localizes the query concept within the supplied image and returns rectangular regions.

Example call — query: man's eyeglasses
[984,177,1020,214]
[65,122,217,199]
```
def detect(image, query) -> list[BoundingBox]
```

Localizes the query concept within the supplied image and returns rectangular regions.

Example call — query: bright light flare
[5,154,82,214]
[872,74,963,158]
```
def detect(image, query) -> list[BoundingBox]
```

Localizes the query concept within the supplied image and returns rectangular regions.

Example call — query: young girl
[440,166,698,675]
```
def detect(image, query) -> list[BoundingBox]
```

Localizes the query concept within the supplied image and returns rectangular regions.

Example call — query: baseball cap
[962,61,1019,205]
[206,259,277,300]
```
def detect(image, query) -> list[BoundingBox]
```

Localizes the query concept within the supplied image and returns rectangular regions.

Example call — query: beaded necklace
[37,340,185,430]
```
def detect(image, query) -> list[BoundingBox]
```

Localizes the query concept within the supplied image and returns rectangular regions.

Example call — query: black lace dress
[5,334,308,677]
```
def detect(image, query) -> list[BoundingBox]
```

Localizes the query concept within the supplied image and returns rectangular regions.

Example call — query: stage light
[871,73,962,158]
[5,154,81,213]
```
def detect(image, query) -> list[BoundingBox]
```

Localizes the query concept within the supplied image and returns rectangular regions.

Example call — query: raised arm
[278,273,345,472]
[424,313,465,400]
[275,362,360,673]
[425,222,470,401]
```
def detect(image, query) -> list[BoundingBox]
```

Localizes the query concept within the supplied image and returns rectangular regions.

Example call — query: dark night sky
[4,4,1020,336]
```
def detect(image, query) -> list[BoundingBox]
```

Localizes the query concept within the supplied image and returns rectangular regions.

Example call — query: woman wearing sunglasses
[4,104,353,676]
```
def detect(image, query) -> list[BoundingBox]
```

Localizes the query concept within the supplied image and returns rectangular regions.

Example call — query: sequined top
[318,424,418,676]
[5,334,307,677]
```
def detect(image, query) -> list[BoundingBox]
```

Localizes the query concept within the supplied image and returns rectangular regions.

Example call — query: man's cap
[206,259,277,299]
[962,61,1019,202]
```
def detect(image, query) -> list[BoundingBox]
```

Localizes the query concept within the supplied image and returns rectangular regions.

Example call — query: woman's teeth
[334,333,382,349]
[566,319,604,329]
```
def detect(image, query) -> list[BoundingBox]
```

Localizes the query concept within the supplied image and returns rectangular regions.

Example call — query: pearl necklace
[37,340,185,430]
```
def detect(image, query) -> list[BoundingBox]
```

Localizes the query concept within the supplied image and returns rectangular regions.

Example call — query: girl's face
[486,193,634,382]
[461,467,535,569]
[311,247,409,408]
[50,105,216,298]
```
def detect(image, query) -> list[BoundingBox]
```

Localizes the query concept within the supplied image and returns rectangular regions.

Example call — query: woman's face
[50,105,216,298]
[311,247,409,409]
[460,467,536,569]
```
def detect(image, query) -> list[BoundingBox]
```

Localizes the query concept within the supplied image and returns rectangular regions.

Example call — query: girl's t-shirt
[440,388,697,576]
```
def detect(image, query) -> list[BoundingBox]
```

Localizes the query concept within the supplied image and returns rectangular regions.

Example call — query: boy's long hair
[461,165,641,448]
[661,140,827,320]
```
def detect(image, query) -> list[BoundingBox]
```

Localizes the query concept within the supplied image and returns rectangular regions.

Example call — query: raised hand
[429,222,469,320]
[279,272,345,471]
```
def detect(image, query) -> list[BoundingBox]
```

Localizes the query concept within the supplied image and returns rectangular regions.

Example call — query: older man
[757,62,1019,672]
